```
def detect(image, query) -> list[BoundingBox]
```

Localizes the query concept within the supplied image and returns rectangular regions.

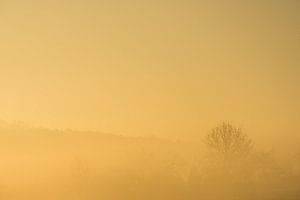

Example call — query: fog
[0,0,299,199]
[1,0,299,138]
[0,122,299,200]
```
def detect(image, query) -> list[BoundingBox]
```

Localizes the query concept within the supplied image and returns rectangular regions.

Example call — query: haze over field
[0,0,299,199]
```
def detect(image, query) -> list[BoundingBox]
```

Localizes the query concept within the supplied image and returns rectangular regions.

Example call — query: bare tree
[205,123,253,159]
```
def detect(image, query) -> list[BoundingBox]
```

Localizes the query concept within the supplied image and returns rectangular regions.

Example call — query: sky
[0,0,299,141]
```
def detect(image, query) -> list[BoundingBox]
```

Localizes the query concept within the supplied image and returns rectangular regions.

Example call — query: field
[0,125,299,200]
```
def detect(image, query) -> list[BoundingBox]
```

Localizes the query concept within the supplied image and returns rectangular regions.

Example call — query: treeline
[0,123,299,200]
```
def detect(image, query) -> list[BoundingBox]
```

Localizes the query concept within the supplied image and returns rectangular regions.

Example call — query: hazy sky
[0,0,299,140]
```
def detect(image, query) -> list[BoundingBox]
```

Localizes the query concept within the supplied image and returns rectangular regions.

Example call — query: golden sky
[0,0,299,139]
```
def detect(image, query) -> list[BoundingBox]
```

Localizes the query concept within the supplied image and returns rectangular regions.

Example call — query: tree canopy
[205,123,253,159]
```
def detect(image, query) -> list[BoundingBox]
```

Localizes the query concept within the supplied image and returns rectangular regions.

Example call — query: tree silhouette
[205,123,253,159]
